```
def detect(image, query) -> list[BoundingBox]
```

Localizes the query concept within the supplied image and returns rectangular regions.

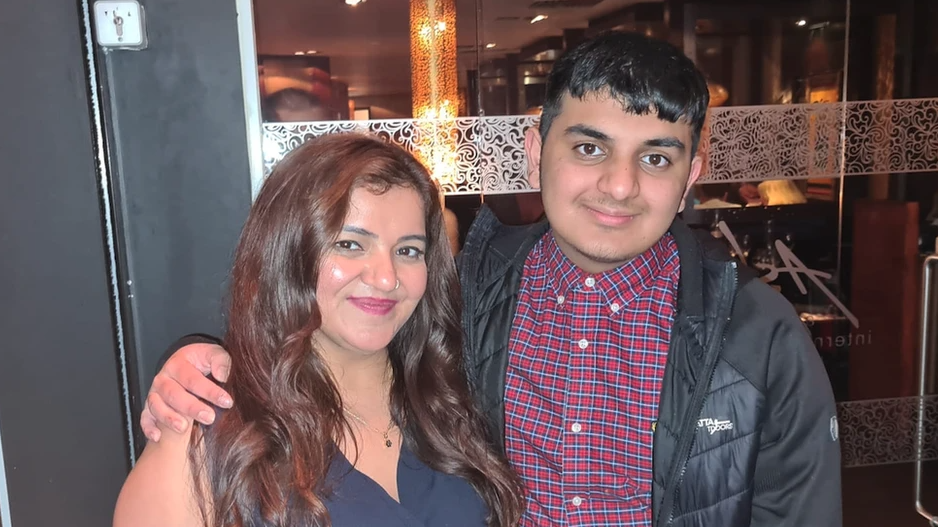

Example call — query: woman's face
[314,185,428,359]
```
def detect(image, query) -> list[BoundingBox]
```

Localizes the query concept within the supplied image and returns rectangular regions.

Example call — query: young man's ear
[678,155,704,213]
[524,126,543,190]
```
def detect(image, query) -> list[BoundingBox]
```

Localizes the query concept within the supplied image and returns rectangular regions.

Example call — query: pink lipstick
[348,297,398,316]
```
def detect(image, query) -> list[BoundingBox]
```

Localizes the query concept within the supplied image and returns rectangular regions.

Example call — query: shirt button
[610,302,621,313]
[571,423,582,433]
[577,339,589,350]
[571,496,583,507]
[585,277,596,288]
[557,295,565,304]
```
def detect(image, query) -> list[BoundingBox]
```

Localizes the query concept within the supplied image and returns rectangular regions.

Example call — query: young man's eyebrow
[643,137,686,151]
[564,125,611,142]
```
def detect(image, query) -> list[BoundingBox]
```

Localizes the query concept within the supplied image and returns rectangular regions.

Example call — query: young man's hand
[140,343,233,442]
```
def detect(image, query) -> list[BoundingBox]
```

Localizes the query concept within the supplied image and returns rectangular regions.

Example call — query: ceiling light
[796,19,807,26]
[294,51,305,55]
[530,14,548,24]
[485,42,496,49]
[345,0,365,5]
[306,50,318,54]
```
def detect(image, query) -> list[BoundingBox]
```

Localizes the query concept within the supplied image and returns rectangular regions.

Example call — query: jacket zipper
[665,261,738,526]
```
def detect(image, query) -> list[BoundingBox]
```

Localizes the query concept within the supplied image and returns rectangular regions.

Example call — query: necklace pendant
[384,438,392,448]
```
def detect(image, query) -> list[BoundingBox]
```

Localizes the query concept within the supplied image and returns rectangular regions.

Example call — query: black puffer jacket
[457,206,842,527]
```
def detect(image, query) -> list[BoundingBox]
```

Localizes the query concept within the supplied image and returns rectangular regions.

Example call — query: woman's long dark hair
[192,133,524,526]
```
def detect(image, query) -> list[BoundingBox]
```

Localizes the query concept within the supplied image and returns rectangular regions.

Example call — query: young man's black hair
[538,31,710,156]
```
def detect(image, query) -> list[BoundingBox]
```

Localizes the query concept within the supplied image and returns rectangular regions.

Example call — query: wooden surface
[849,199,921,400]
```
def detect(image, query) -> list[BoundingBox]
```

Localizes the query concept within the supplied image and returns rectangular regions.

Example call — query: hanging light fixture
[409,0,459,187]
[410,0,457,121]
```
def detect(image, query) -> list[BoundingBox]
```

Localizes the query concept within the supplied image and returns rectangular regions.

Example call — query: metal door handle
[916,255,938,525]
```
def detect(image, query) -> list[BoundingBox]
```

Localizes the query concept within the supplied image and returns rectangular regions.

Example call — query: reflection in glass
[691,13,847,107]
[259,55,344,121]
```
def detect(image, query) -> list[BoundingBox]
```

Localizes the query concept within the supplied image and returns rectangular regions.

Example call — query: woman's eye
[642,153,671,168]
[574,143,604,157]
[335,240,362,251]
[397,246,425,259]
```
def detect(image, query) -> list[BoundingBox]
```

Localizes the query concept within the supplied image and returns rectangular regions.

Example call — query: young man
[142,32,842,527]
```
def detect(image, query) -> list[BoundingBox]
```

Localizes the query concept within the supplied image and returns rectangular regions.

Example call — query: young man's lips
[586,206,637,226]
[348,297,398,315]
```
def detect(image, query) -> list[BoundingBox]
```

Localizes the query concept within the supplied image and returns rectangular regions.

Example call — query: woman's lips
[348,297,398,316]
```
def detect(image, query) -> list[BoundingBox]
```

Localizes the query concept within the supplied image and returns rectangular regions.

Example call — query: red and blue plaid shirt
[504,230,680,526]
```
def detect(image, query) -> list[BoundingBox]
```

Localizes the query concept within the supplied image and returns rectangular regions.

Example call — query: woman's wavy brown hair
[192,133,524,526]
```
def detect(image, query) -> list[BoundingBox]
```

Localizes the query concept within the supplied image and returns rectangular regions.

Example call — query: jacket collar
[463,205,732,320]
[462,205,548,286]
[668,218,705,320]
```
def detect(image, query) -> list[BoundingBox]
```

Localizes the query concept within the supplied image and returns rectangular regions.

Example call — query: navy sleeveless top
[204,405,487,525]
[244,444,489,526]
[321,445,488,526]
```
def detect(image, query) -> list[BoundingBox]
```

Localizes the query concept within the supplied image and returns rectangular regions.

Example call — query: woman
[113,134,524,527]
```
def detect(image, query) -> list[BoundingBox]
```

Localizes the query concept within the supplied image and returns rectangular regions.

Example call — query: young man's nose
[597,160,640,201]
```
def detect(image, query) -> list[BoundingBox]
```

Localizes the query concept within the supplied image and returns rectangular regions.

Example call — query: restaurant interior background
[251,0,938,524]
[0,0,937,525]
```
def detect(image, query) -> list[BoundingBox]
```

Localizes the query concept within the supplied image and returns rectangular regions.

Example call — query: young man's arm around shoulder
[751,306,843,527]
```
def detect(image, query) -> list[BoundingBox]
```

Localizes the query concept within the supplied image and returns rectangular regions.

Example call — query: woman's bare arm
[113,421,208,527]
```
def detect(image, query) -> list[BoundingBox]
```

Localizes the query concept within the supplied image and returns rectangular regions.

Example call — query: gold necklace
[343,408,396,448]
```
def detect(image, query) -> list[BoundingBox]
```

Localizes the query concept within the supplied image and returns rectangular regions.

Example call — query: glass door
[682,1,938,523]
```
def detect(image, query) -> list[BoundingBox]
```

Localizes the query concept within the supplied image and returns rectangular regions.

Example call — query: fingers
[184,344,230,379]
[206,347,232,385]
[140,404,161,443]
[166,343,233,409]
[179,344,234,405]
[145,387,190,435]
[143,342,233,438]
[173,364,232,422]
[151,373,217,427]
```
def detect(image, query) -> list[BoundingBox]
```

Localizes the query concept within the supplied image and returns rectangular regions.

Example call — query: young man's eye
[574,143,605,157]
[641,153,671,168]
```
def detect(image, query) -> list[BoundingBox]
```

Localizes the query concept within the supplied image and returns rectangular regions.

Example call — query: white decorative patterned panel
[700,103,844,182]
[701,98,938,182]
[260,99,938,195]
[843,99,938,175]
[261,116,539,196]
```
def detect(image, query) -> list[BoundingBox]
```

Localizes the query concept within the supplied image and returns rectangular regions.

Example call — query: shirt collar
[543,230,679,306]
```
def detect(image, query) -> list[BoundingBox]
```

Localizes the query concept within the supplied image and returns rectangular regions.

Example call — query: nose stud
[394,279,400,291]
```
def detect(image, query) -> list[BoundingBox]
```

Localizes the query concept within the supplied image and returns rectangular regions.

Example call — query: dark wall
[99,0,253,428]
[0,2,129,526]
[0,0,253,523]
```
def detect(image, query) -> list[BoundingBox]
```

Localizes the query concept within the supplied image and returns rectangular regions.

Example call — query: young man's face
[526,92,702,274]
